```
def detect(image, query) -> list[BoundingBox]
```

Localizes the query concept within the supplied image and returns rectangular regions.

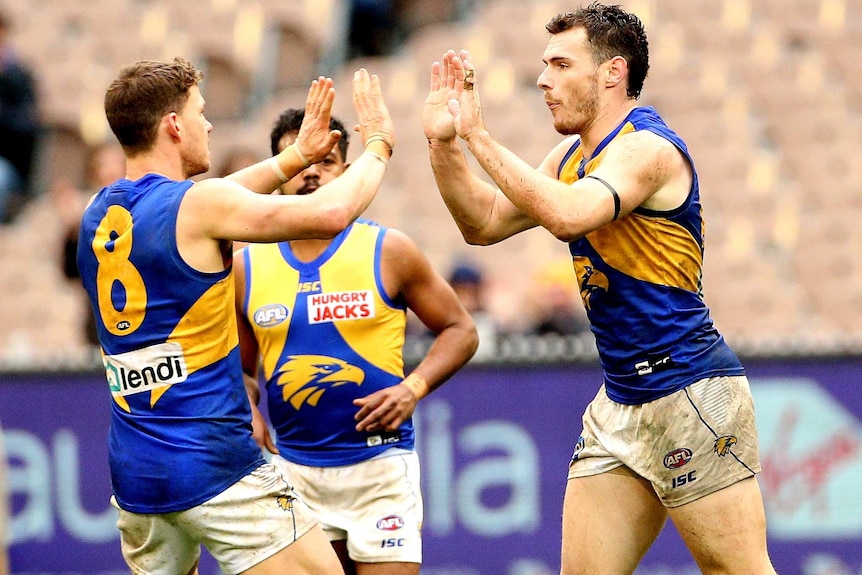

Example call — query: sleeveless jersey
[238,219,412,467]
[557,107,744,404]
[76,174,264,513]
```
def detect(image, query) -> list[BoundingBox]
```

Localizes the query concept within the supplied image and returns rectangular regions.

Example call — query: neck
[579,99,638,160]
[289,237,333,263]
[124,149,187,182]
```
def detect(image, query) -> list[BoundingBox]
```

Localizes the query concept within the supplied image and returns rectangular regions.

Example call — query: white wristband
[269,157,289,183]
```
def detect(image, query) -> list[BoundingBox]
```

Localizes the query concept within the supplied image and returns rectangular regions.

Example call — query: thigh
[186,463,322,575]
[243,523,343,575]
[561,469,667,575]
[113,497,200,575]
[668,476,776,575]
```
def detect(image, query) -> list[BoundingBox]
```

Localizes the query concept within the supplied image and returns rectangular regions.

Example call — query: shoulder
[380,227,421,257]
[608,129,687,177]
[539,135,581,177]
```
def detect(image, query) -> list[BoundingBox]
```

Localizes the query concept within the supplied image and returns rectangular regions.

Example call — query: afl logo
[663,447,693,469]
[253,304,289,327]
[376,515,405,531]
[116,320,131,331]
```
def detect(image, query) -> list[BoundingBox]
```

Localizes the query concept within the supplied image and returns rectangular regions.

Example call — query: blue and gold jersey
[558,107,744,404]
[238,219,411,466]
[77,174,264,513]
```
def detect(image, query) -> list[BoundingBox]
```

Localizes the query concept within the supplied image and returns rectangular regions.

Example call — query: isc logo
[376,515,405,531]
[253,304,289,327]
[380,538,405,548]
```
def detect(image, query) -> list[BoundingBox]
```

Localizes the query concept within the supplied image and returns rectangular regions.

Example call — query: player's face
[537,27,603,136]
[276,132,346,196]
[178,86,213,178]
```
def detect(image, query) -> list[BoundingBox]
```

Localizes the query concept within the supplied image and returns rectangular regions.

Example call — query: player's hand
[448,51,486,142]
[422,50,460,142]
[250,402,278,455]
[294,76,343,165]
[353,383,417,433]
[352,68,395,156]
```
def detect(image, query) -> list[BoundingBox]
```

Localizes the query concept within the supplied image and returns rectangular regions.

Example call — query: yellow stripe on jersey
[320,224,406,376]
[587,213,702,292]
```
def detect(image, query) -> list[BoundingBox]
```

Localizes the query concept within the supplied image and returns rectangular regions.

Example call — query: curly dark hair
[546,2,649,99]
[105,57,203,156]
[269,108,349,160]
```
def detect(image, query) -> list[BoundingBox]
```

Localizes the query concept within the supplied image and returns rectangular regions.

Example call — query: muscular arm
[178,68,394,273]
[353,229,479,432]
[428,138,538,245]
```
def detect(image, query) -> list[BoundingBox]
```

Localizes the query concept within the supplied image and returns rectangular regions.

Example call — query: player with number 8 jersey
[78,174,262,513]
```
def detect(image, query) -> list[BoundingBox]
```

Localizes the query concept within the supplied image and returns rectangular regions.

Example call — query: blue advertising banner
[1,358,861,575]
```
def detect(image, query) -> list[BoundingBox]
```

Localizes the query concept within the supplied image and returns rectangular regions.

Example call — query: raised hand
[446,50,486,142]
[352,68,395,154]
[294,76,343,164]
[423,49,460,142]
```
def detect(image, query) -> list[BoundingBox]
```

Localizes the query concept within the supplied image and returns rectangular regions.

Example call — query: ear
[165,112,182,141]
[605,56,627,89]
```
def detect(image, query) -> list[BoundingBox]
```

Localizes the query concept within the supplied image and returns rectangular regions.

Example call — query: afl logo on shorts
[663,447,693,469]
[376,515,405,531]
[254,304,289,327]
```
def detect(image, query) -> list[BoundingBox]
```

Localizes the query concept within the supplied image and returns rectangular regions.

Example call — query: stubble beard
[553,80,600,136]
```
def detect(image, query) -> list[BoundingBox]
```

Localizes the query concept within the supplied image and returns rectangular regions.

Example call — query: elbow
[318,204,356,237]
[545,218,587,243]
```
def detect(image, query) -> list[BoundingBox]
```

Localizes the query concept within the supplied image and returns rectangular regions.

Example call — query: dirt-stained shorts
[568,375,762,507]
[113,463,318,575]
[273,451,423,564]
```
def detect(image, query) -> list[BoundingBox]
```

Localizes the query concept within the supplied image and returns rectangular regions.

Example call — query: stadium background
[1,0,861,573]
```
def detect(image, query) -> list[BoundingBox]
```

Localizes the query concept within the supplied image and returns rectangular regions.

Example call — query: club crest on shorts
[713,435,737,457]
[277,493,295,511]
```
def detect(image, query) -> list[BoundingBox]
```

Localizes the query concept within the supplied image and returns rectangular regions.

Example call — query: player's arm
[353,229,479,433]
[233,250,278,454]
[424,50,537,246]
[178,68,394,270]
[463,127,687,242]
[225,77,342,193]
[428,137,538,246]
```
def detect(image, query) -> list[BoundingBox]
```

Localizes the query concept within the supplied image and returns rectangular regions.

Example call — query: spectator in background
[51,142,126,348]
[0,10,40,222]
[529,261,590,337]
[447,259,501,360]
[348,0,399,58]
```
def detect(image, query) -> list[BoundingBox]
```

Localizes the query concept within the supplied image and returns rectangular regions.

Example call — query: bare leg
[357,561,420,575]
[241,524,344,575]
[668,477,776,575]
[560,468,667,575]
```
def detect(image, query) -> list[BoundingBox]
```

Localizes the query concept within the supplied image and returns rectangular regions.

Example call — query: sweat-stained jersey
[558,106,744,404]
[76,174,264,514]
[238,219,412,467]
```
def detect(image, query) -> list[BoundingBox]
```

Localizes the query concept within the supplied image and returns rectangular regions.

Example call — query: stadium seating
[1,0,861,365]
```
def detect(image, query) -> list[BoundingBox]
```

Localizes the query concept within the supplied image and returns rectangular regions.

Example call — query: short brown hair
[546,2,649,99]
[104,57,203,156]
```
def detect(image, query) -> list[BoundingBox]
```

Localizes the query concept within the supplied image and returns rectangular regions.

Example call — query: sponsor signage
[1,358,861,574]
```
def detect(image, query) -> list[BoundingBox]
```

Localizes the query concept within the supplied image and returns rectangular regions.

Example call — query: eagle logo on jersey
[713,435,737,457]
[274,355,365,409]
[573,256,609,311]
